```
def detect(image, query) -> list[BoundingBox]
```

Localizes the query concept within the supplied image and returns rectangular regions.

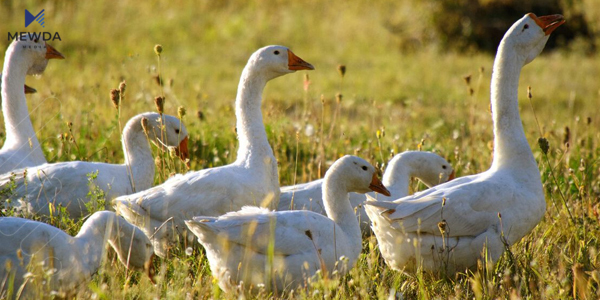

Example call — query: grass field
[1,0,600,298]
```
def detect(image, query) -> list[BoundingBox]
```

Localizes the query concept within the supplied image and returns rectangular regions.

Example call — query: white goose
[0,112,189,219]
[0,37,65,174]
[279,151,455,233]
[365,13,565,274]
[115,46,314,258]
[185,155,391,293]
[0,211,154,298]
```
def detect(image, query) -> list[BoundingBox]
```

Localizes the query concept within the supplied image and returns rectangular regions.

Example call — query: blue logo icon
[25,9,45,28]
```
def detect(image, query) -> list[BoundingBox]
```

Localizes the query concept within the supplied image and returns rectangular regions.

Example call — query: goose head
[7,35,65,75]
[503,13,565,65]
[328,155,391,196]
[109,221,156,283]
[246,45,314,81]
[409,153,455,187]
[143,113,190,165]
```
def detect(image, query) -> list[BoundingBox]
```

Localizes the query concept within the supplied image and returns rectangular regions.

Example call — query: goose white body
[365,13,564,274]
[115,46,314,258]
[0,113,188,218]
[279,151,454,233]
[0,211,153,298]
[0,37,64,174]
[186,155,390,293]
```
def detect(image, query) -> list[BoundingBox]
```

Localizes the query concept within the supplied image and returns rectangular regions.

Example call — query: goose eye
[523,24,529,31]
[175,129,180,134]
[442,165,447,169]
[361,166,368,171]
[274,50,280,55]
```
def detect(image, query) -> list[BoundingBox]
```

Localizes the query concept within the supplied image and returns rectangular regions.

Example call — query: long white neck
[234,66,274,168]
[122,114,155,192]
[1,51,45,162]
[322,172,361,241]
[74,212,117,276]
[489,41,538,173]
[76,211,148,276]
[381,154,412,198]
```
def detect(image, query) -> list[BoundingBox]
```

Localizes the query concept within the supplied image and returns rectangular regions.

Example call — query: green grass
[1,0,600,298]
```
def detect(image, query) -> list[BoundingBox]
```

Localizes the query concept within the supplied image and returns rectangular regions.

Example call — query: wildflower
[304,124,314,137]
[337,64,346,77]
[141,117,149,135]
[563,126,570,145]
[154,44,163,56]
[417,139,425,151]
[538,137,549,155]
[153,75,163,86]
[154,96,165,114]
[177,106,186,119]
[154,156,162,169]
[16,248,23,261]
[463,74,471,85]
[305,230,313,240]
[118,80,126,97]
[437,219,447,235]
[110,89,120,109]
[168,146,177,158]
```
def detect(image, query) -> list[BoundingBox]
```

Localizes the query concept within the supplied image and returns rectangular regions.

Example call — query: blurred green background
[1,0,599,182]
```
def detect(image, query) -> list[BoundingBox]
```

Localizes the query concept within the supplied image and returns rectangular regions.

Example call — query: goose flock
[0,13,566,296]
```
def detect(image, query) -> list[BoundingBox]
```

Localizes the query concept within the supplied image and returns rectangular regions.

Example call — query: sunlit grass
[1,0,599,298]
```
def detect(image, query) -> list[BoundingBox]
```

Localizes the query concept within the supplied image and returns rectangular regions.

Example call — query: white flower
[305,124,315,137]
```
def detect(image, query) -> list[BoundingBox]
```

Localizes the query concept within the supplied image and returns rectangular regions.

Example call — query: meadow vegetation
[1,0,599,298]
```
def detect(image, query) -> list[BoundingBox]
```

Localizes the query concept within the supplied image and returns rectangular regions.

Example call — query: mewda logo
[8,9,61,41]
[25,9,45,28]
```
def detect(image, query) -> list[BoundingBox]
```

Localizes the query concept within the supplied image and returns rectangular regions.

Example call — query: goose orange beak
[288,49,314,70]
[369,173,391,196]
[45,42,65,59]
[448,170,455,181]
[175,136,190,168]
[146,253,156,284]
[24,84,37,94]
[528,13,565,36]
